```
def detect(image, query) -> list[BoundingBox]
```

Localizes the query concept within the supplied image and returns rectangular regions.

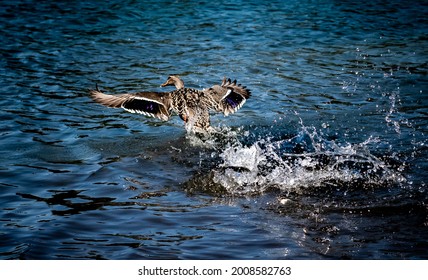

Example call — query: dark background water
[0,0,427,259]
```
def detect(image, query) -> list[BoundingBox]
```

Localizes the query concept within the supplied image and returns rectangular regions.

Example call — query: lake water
[1,0,427,259]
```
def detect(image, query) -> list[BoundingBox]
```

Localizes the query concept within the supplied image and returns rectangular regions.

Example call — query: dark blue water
[1,0,427,259]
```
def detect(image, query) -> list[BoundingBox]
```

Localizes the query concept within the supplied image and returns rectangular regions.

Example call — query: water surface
[0,0,427,259]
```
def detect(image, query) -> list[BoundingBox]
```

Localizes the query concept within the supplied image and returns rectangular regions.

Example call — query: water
[1,0,427,259]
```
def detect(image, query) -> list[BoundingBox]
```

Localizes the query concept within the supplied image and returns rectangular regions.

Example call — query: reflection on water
[17,191,118,216]
[0,0,427,259]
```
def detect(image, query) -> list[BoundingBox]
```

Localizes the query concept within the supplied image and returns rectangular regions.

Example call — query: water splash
[185,125,243,148]
[383,88,414,135]
[207,124,407,196]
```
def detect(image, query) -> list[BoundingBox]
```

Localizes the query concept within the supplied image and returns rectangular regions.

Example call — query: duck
[90,75,251,132]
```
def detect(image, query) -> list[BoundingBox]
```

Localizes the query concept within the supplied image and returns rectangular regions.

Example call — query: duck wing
[90,87,171,121]
[203,77,251,116]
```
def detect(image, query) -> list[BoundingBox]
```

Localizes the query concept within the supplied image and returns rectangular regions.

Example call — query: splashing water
[208,124,407,196]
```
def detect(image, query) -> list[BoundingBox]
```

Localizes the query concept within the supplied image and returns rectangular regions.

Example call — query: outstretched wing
[203,77,251,116]
[90,87,171,121]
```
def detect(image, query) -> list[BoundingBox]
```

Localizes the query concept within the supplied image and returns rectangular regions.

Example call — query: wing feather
[203,77,251,116]
[90,88,171,121]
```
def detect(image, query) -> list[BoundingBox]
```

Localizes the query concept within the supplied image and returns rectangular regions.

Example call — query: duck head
[161,75,184,89]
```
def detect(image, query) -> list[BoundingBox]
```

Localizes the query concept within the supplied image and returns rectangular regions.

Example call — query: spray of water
[187,122,407,196]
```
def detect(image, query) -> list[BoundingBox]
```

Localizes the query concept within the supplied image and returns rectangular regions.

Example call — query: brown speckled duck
[90,75,251,132]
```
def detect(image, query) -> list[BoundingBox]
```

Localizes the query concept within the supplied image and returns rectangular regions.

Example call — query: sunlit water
[1,0,427,259]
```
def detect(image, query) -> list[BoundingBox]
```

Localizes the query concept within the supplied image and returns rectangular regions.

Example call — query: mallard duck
[90,75,251,132]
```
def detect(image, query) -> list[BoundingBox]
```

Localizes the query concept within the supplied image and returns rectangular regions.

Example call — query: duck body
[90,75,251,132]
[170,87,211,130]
